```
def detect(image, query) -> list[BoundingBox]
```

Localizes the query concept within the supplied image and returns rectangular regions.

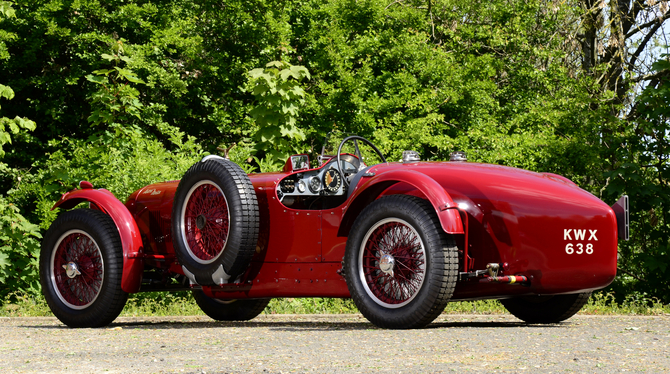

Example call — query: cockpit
[275,135,386,210]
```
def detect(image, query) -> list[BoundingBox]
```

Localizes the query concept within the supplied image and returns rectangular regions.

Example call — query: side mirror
[286,154,310,172]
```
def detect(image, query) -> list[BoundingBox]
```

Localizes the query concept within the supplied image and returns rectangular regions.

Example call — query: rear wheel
[172,157,259,286]
[344,195,458,329]
[193,290,269,321]
[40,209,127,327]
[501,292,591,323]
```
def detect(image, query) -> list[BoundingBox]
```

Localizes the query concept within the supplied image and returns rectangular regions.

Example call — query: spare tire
[172,157,259,286]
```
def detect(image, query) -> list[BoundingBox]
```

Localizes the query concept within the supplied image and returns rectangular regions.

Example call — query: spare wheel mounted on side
[171,157,260,286]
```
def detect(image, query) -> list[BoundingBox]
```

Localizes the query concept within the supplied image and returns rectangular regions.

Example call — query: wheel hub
[62,262,81,279]
[379,253,395,276]
[196,214,207,230]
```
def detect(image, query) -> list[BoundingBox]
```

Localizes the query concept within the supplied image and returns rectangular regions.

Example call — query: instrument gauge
[323,168,342,193]
[296,180,306,193]
[308,176,321,193]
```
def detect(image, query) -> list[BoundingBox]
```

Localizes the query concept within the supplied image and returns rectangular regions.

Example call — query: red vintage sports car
[40,136,629,329]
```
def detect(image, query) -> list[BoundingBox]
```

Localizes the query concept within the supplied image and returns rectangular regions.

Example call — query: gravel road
[1,314,669,373]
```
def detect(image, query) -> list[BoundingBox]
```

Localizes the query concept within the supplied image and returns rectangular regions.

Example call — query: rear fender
[339,169,464,236]
[52,187,143,293]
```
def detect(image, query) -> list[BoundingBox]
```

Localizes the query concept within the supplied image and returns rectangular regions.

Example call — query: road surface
[1,314,668,373]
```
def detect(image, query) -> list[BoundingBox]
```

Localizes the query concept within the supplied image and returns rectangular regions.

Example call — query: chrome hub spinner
[62,262,81,279]
[379,253,395,276]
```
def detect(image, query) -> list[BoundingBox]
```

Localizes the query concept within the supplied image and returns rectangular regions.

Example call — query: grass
[1,291,669,318]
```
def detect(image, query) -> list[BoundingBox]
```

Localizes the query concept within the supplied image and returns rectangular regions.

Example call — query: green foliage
[246,60,311,171]
[265,298,358,314]
[0,2,15,19]
[0,0,40,300]
[0,196,41,299]
[3,292,669,317]
[0,110,36,159]
[581,291,670,316]
[286,0,600,179]
[122,292,202,317]
[12,130,204,231]
[602,53,670,304]
[86,44,146,131]
[0,0,667,306]
[0,0,298,170]
[0,1,36,161]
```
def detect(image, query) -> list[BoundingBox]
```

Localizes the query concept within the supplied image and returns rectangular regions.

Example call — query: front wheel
[39,209,128,327]
[193,290,269,321]
[344,195,458,329]
[501,292,591,324]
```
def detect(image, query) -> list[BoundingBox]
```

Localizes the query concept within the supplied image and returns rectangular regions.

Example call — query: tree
[0,1,40,300]
[579,0,670,112]
[603,53,670,303]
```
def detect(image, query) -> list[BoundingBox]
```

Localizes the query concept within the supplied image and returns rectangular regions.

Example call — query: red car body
[44,140,627,329]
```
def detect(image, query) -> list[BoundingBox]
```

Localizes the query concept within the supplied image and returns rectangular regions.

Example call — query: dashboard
[276,155,361,207]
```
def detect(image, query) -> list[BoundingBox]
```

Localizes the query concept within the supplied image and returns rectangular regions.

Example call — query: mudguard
[342,169,464,235]
[52,185,143,293]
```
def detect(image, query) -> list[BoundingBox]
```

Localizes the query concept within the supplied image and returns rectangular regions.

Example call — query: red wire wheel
[344,195,458,329]
[172,157,259,286]
[180,180,230,264]
[50,230,104,309]
[359,218,426,308]
[40,209,127,328]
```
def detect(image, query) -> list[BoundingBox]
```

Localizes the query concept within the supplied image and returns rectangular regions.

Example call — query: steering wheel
[336,136,387,188]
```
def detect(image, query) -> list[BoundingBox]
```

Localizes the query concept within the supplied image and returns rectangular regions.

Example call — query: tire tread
[172,158,260,285]
[344,195,458,329]
[40,209,127,328]
[501,292,592,324]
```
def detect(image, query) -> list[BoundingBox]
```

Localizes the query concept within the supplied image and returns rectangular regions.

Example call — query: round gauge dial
[309,176,321,193]
[296,180,306,193]
[323,168,342,193]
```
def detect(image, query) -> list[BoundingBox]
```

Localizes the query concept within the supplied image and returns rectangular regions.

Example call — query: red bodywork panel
[53,188,144,293]
[55,160,619,300]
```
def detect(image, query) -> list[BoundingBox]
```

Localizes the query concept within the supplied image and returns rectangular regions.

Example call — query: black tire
[344,195,458,329]
[501,292,592,324]
[39,209,128,328]
[193,290,270,321]
[172,157,259,286]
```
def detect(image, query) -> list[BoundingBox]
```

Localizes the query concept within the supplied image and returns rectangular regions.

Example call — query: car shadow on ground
[20,319,565,331]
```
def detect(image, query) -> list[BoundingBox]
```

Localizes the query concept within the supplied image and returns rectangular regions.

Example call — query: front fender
[53,187,143,293]
[341,169,464,236]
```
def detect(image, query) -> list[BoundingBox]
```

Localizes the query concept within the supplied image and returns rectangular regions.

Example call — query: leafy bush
[602,54,670,304]
[0,196,41,299]
[10,129,204,231]
[0,128,203,298]
[245,60,311,171]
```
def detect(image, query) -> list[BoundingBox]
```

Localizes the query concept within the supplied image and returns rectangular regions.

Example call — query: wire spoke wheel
[345,195,458,329]
[40,209,127,328]
[359,218,426,308]
[172,158,259,286]
[181,180,230,264]
[51,230,104,309]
